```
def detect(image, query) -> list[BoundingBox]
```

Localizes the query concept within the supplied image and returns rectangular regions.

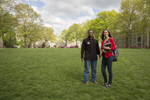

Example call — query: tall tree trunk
[34,43,36,48]
[96,34,98,40]
[30,40,32,48]
[45,41,47,48]
[126,31,130,48]
[2,39,4,48]
[65,40,67,46]
[14,34,16,48]
[147,28,149,47]
[66,40,67,46]
[1,32,4,48]
[76,39,77,46]
[24,37,26,48]
[10,37,12,48]
[126,36,128,48]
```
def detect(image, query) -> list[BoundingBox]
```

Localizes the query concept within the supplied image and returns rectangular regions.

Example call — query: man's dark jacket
[81,36,100,61]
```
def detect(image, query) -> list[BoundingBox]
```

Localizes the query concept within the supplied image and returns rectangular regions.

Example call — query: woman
[101,29,116,88]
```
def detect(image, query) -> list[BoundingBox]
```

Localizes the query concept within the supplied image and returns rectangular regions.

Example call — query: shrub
[70,46,75,48]
[60,46,65,48]
[130,46,134,48]
[130,46,141,48]
[145,46,150,49]
[136,46,140,48]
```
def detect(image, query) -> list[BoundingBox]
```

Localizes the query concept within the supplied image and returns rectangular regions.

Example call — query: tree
[86,19,103,40]
[60,29,70,46]
[67,23,83,46]
[116,0,139,48]
[3,32,19,48]
[15,3,43,48]
[134,0,150,47]
[96,10,117,40]
[80,21,89,40]
[0,0,18,48]
[43,27,56,48]
[27,24,43,48]
[80,10,117,41]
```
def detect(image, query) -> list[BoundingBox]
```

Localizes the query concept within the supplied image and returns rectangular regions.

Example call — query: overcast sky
[23,0,122,34]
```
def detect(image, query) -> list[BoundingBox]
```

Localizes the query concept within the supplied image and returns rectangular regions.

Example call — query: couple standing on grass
[81,29,116,88]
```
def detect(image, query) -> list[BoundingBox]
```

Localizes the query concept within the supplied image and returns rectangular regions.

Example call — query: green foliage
[43,27,56,48]
[42,42,45,48]
[18,39,24,48]
[61,10,117,42]
[3,34,18,47]
[114,0,150,47]
[60,0,149,46]
[15,3,44,48]
[0,0,58,49]
[0,0,18,48]
[59,29,69,46]
[64,23,84,46]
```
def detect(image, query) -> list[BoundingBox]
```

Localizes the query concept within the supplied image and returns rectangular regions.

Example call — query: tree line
[0,0,56,48]
[60,0,150,48]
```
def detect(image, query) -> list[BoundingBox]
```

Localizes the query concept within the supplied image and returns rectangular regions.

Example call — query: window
[133,36,136,42]
[133,40,136,46]
[138,43,141,47]
[138,37,141,42]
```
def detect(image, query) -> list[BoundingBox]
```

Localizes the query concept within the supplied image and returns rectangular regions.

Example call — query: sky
[23,0,122,35]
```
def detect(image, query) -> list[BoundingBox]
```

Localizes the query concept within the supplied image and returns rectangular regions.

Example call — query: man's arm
[97,41,100,58]
[81,40,85,62]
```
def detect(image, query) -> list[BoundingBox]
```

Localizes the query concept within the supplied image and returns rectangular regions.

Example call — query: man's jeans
[84,60,97,83]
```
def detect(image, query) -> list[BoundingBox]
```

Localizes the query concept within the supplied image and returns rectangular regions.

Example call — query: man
[81,29,100,85]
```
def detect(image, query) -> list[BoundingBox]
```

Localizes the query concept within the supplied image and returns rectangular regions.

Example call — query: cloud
[29,0,122,34]
[31,6,39,13]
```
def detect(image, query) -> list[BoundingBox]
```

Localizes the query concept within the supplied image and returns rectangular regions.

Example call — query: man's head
[88,29,94,37]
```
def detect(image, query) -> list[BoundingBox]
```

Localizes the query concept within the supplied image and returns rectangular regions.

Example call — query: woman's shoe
[101,83,108,86]
[105,84,111,88]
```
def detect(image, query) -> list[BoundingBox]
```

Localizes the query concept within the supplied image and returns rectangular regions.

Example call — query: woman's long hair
[101,29,112,40]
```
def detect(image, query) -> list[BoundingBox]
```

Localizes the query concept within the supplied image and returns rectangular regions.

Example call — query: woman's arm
[101,41,107,53]
[110,38,116,51]
[103,38,116,51]
[101,40,103,51]
[102,49,107,53]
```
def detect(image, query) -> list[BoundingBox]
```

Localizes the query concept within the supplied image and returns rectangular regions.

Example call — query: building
[56,40,82,48]
[34,40,56,48]
[114,29,150,48]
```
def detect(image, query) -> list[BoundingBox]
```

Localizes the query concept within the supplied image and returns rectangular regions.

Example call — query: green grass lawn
[0,48,150,100]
